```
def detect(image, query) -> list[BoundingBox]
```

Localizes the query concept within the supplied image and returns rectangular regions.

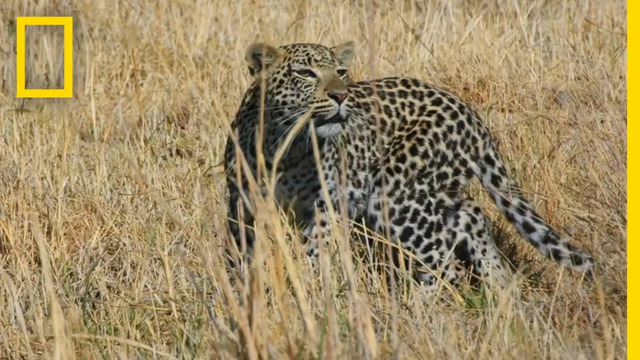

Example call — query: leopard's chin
[314,112,344,127]
[314,123,343,138]
[313,113,345,138]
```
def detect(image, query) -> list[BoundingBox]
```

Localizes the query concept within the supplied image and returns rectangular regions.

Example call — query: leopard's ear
[245,43,281,76]
[331,41,355,65]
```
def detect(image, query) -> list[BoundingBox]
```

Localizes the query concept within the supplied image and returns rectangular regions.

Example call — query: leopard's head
[245,42,355,138]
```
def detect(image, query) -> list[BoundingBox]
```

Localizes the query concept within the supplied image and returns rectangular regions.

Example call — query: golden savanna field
[0,0,626,358]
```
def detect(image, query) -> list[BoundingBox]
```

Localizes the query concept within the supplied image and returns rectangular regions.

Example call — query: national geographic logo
[15,16,73,98]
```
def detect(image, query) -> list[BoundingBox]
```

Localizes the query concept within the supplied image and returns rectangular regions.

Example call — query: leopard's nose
[328,91,348,104]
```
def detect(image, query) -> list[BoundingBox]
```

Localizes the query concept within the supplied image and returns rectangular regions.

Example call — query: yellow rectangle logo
[16,16,73,98]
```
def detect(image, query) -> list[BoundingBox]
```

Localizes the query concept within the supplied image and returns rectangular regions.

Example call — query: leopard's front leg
[302,183,370,270]
[300,140,370,268]
[302,197,337,269]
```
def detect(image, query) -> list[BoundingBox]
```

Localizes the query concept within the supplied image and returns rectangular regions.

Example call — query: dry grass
[0,0,626,359]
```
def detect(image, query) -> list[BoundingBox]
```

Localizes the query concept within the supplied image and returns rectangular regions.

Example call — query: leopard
[224,41,594,292]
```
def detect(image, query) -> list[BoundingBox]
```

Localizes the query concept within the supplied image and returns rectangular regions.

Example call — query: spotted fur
[224,42,593,291]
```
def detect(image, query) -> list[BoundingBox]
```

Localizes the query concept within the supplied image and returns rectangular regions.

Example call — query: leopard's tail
[474,138,594,274]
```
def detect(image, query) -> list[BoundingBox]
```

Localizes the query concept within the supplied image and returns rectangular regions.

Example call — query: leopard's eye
[337,69,348,77]
[294,69,317,78]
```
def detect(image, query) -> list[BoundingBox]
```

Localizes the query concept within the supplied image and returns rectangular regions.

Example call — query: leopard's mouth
[314,113,346,128]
